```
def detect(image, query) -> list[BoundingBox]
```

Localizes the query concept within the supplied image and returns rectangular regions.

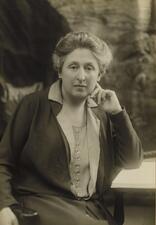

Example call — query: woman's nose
[76,68,86,81]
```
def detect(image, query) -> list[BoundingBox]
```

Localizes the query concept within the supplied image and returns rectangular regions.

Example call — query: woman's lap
[20,195,109,225]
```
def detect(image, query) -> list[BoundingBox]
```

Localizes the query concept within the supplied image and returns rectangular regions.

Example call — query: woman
[0,31,143,225]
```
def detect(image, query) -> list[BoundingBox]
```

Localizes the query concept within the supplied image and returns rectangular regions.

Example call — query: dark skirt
[17,194,109,225]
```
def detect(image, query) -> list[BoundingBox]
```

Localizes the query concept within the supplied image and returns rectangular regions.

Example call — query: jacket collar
[48,79,98,108]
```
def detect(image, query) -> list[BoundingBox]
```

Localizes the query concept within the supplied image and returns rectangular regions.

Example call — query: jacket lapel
[48,101,71,188]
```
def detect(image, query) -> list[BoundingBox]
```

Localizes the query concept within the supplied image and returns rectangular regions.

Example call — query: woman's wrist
[109,107,122,115]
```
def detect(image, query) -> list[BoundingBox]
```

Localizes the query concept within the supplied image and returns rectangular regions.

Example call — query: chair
[113,191,124,225]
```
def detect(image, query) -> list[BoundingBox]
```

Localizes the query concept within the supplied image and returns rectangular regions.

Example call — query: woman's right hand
[0,207,19,225]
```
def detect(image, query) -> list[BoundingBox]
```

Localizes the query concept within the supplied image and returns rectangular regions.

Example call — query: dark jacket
[0,88,143,210]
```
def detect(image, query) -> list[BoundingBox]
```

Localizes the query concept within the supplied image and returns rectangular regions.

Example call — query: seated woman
[0,31,143,225]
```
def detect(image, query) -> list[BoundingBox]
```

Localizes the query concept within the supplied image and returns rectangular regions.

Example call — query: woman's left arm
[109,109,143,169]
[91,83,143,168]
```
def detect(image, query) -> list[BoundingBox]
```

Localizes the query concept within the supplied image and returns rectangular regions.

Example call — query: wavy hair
[52,31,113,77]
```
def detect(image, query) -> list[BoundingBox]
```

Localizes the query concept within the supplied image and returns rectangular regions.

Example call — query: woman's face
[59,48,101,102]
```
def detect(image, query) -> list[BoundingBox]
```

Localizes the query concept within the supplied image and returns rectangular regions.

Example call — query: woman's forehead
[63,48,99,64]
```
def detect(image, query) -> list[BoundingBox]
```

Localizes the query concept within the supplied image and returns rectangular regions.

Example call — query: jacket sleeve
[109,108,143,169]
[0,95,35,210]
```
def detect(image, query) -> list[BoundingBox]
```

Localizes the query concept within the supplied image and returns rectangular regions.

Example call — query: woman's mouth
[73,84,87,87]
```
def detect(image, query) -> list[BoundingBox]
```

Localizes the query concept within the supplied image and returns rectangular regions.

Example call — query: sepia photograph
[0,0,155,225]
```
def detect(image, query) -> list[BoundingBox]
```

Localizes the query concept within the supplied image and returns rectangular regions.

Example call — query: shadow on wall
[0,0,71,87]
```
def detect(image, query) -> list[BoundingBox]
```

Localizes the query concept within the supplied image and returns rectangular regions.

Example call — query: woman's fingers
[91,88,110,104]
[90,85,122,114]
[0,207,19,225]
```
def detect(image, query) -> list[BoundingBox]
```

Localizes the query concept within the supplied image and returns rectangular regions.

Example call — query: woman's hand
[0,207,19,225]
[90,83,122,115]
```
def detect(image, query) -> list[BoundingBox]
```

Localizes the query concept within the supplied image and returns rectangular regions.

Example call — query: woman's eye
[86,66,94,71]
[69,65,78,70]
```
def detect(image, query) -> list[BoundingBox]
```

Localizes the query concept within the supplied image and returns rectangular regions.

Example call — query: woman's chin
[71,93,88,102]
